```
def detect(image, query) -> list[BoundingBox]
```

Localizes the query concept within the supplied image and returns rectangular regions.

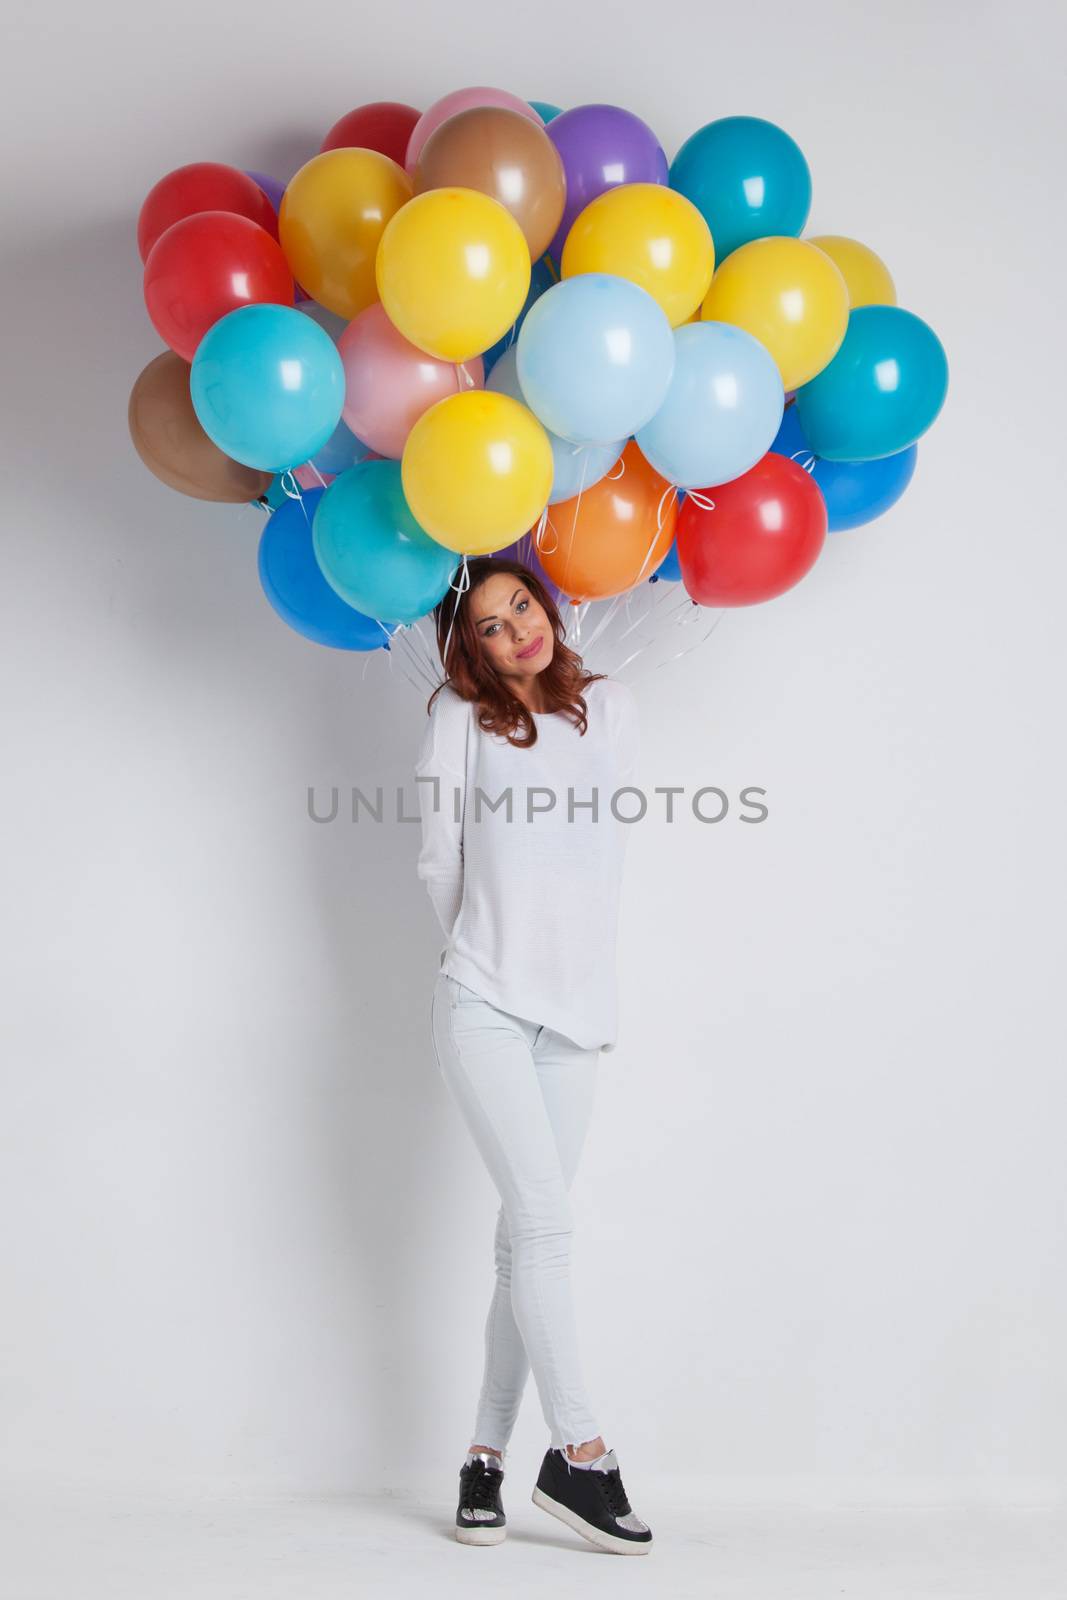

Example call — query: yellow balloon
[561,183,715,326]
[377,188,531,363]
[807,235,897,308]
[701,236,850,392]
[402,391,553,554]
[279,149,412,321]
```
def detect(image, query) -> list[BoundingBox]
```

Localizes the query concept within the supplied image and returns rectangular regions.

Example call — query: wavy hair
[424,556,605,748]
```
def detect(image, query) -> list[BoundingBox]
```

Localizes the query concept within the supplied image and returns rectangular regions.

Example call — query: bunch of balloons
[128,90,949,651]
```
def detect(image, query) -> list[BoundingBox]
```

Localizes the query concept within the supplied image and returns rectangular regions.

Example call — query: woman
[414,555,652,1556]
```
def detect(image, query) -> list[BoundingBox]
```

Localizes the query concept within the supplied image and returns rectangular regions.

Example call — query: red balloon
[143,211,294,362]
[137,162,278,262]
[320,102,422,165]
[677,454,827,606]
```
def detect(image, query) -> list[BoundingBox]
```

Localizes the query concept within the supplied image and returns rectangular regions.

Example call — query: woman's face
[469,571,554,686]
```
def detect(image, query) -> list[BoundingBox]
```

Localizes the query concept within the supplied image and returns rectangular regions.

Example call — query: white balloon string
[789,449,817,475]
[533,505,556,558]
[606,456,626,481]
[685,489,716,511]
[454,362,477,391]
[305,460,330,489]
[441,554,471,675]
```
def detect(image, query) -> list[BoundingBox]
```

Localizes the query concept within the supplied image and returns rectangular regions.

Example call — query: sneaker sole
[455,1521,506,1545]
[531,1485,652,1555]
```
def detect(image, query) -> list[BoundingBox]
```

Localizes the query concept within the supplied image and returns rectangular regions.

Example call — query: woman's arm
[413,692,467,946]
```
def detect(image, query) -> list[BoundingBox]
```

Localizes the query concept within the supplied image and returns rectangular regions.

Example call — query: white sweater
[414,676,641,1051]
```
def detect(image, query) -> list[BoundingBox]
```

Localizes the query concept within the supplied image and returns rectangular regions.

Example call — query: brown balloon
[128,350,273,503]
[413,106,566,261]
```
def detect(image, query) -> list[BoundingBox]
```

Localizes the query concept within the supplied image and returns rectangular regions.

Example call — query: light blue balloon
[635,322,784,488]
[191,304,344,473]
[486,347,625,504]
[529,100,563,123]
[669,115,811,260]
[516,273,675,446]
[794,305,948,462]
[258,489,398,650]
[312,460,459,625]
[309,416,374,477]
[481,256,557,377]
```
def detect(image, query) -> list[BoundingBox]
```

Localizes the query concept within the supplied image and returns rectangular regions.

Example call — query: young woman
[414,555,652,1556]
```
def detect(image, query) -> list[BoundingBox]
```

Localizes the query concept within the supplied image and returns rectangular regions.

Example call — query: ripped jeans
[431,969,602,1455]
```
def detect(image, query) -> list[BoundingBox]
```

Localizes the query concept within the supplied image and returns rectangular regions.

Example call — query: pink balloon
[405,86,543,174]
[294,463,335,490]
[339,303,485,458]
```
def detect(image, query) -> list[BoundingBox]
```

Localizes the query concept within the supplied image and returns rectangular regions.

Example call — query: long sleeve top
[414,676,641,1051]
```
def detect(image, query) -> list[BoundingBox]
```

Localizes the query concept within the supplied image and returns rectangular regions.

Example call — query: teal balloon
[669,115,811,260]
[794,305,948,461]
[517,273,675,445]
[529,100,563,123]
[635,322,784,488]
[190,303,345,473]
[482,255,557,376]
[486,347,624,504]
[258,488,397,650]
[312,460,459,625]
[257,474,291,511]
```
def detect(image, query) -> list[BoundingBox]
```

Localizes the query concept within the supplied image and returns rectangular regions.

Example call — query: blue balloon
[258,489,397,650]
[312,460,459,625]
[529,100,563,123]
[669,115,811,261]
[309,416,374,477]
[652,538,682,581]
[481,255,557,377]
[517,273,675,446]
[191,304,345,473]
[635,322,784,488]
[770,405,917,532]
[486,347,625,504]
[794,305,948,462]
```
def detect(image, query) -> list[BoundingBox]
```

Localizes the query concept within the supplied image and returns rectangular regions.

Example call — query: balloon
[807,235,896,308]
[701,236,849,392]
[794,305,948,460]
[405,86,543,173]
[546,103,668,262]
[561,184,714,327]
[296,299,348,342]
[278,149,412,321]
[339,302,485,459]
[244,170,286,213]
[481,254,557,376]
[376,188,531,363]
[541,441,677,601]
[128,350,272,502]
[516,273,675,445]
[401,390,554,554]
[258,475,292,511]
[668,116,811,261]
[137,161,278,262]
[528,101,563,124]
[652,538,682,581]
[770,404,917,530]
[319,101,422,165]
[414,107,566,260]
[143,211,294,362]
[259,488,398,650]
[487,348,625,504]
[190,303,345,472]
[313,460,460,623]
[676,453,826,606]
[306,415,374,476]
[490,534,566,607]
[635,322,784,488]
[293,463,334,490]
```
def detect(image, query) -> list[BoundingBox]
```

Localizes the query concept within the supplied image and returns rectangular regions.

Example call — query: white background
[2,0,1064,1511]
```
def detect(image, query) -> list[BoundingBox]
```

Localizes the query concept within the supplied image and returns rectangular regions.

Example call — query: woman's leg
[469,1024,600,1454]
[431,975,601,1455]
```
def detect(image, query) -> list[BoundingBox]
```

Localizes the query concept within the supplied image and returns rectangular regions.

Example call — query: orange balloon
[539,441,677,601]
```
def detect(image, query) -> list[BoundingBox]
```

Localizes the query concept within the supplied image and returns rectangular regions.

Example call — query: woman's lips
[516,634,544,660]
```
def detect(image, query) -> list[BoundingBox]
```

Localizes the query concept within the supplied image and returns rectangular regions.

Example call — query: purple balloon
[546,104,668,262]
[490,538,567,610]
[244,169,286,214]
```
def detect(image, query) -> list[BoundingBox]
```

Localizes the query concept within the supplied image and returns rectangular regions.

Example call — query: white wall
[1,0,1064,1504]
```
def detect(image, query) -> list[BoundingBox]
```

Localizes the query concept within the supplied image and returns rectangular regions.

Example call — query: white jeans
[431,969,602,1454]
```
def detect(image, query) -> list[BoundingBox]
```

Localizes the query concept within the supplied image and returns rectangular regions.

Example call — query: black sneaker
[532,1446,653,1554]
[455,1450,507,1545]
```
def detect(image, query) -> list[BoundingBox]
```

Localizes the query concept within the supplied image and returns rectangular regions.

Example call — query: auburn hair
[425,556,606,748]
